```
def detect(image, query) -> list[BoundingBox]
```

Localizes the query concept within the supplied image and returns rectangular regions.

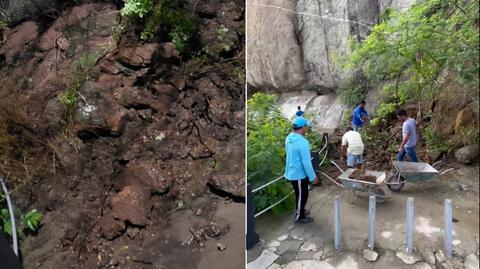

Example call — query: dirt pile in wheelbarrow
[0,1,245,268]
[348,170,377,183]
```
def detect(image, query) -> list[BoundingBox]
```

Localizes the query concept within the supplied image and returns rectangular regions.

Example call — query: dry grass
[0,93,56,188]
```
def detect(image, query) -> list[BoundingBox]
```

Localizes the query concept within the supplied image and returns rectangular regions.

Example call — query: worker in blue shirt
[352,100,369,131]
[295,106,304,118]
[285,117,318,224]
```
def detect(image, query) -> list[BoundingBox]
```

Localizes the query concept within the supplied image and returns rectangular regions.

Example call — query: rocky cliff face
[247,0,417,92]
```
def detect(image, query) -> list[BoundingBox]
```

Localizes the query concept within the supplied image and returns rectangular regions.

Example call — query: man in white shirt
[341,127,365,169]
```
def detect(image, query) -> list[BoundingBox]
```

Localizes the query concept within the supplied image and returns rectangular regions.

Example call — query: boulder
[157,43,181,62]
[117,43,159,67]
[117,160,174,194]
[455,107,476,135]
[111,184,151,226]
[247,0,419,91]
[99,212,126,240]
[0,21,39,64]
[454,145,479,164]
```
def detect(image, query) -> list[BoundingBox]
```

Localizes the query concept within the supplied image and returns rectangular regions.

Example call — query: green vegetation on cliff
[344,0,479,158]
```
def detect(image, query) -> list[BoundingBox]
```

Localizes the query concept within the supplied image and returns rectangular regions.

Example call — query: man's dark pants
[290,177,309,221]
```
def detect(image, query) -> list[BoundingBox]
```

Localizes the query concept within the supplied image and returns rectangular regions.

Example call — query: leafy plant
[0,195,43,238]
[59,50,105,125]
[424,126,453,154]
[121,0,152,18]
[121,0,200,57]
[339,85,366,107]
[217,25,234,52]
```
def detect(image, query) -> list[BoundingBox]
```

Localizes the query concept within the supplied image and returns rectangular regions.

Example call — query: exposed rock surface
[455,145,480,164]
[247,0,419,91]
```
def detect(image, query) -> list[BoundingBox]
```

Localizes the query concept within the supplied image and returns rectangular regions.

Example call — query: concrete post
[334,195,342,250]
[444,199,453,258]
[368,194,376,250]
[406,197,414,255]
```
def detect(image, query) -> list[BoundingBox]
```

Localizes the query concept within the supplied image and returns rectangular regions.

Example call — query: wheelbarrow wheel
[387,172,405,192]
[371,187,390,203]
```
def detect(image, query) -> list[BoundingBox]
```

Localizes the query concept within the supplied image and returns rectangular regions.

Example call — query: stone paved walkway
[247,166,479,269]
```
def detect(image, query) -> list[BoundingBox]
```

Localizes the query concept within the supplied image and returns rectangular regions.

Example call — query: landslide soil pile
[0,1,245,268]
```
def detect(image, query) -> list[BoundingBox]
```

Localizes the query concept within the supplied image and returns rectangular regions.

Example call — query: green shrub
[121,0,152,18]
[424,126,453,154]
[344,0,479,101]
[339,85,366,107]
[121,0,200,57]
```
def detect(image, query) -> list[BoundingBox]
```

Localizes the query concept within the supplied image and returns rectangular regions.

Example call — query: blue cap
[295,110,304,117]
[293,117,310,128]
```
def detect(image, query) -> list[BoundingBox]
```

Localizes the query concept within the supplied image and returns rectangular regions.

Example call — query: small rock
[217,243,226,251]
[158,42,180,62]
[276,233,289,242]
[127,227,140,240]
[363,249,379,262]
[267,240,281,252]
[300,242,317,252]
[464,254,479,269]
[422,249,436,265]
[435,249,447,264]
[313,250,324,260]
[117,43,159,67]
[111,184,151,226]
[440,257,464,269]
[195,208,203,216]
[99,212,125,240]
[396,247,422,265]
[106,110,128,135]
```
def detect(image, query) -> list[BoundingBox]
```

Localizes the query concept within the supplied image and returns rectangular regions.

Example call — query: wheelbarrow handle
[330,160,345,173]
[439,168,455,175]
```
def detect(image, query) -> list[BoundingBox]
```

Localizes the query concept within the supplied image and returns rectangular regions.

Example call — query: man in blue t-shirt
[285,117,318,224]
[396,108,418,162]
[352,100,369,131]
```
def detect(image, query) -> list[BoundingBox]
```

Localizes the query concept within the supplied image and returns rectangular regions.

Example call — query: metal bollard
[444,199,453,258]
[368,194,376,250]
[246,184,259,249]
[406,197,414,255]
[334,195,342,250]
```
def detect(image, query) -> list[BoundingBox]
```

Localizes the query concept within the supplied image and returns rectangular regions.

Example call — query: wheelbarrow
[320,161,391,203]
[386,161,453,192]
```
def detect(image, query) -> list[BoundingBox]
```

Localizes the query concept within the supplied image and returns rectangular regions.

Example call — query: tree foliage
[344,0,479,111]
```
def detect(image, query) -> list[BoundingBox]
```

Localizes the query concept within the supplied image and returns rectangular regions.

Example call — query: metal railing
[251,133,329,218]
[0,176,18,256]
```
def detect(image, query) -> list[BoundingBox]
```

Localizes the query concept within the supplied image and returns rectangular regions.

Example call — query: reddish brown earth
[0,1,245,268]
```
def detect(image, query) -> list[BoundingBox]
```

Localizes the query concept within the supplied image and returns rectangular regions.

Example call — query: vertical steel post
[334,195,341,250]
[406,197,414,255]
[368,194,376,250]
[444,199,453,258]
